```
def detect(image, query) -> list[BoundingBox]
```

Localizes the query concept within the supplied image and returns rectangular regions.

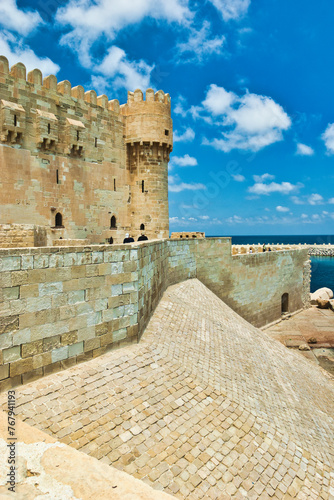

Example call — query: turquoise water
[311,257,334,293]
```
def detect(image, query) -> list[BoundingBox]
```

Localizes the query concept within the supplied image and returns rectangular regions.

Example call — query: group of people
[123,233,148,243]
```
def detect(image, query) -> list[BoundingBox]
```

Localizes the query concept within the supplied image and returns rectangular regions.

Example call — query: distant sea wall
[0,238,310,390]
[232,243,334,257]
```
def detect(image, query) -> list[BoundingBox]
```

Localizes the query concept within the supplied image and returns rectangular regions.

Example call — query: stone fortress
[0,55,171,247]
[0,57,333,499]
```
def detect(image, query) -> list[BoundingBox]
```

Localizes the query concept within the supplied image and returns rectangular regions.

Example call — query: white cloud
[291,196,304,205]
[253,173,275,182]
[177,21,225,63]
[170,154,198,167]
[168,174,206,192]
[56,0,192,58]
[301,214,308,219]
[203,84,236,115]
[93,46,153,90]
[248,181,302,196]
[0,32,59,76]
[0,0,42,36]
[296,143,314,156]
[232,174,245,182]
[209,0,251,21]
[173,127,195,142]
[276,206,289,212]
[202,86,291,152]
[308,193,324,205]
[329,198,334,204]
[199,215,210,220]
[322,123,334,154]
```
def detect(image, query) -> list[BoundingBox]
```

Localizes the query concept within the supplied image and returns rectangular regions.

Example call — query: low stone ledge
[0,410,174,499]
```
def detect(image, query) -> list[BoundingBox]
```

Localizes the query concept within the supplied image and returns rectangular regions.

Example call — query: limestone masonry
[0,56,172,245]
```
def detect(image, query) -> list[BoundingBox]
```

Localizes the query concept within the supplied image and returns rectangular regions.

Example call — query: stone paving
[266,307,334,375]
[1,279,334,499]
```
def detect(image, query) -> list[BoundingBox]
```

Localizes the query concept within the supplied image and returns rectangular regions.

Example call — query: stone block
[0,364,9,381]
[84,337,100,351]
[77,326,95,342]
[100,331,114,347]
[61,331,78,346]
[51,345,69,363]
[68,290,85,304]
[44,361,61,376]
[20,284,39,298]
[3,346,21,363]
[113,328,127,343]
[10,357,33,377]
[0,332,13,350]
[21,255,34,270]
[0,256,21,271]
[0,315,19,335]
[30,352,51,371]
[2,286,19,300]
[69,341,84,357]
[21,340,44,358]
[111,284,122,296]
[43,335,61,352]
[22,367,43,384]
[39,281,63,296]
[87,311,102,327]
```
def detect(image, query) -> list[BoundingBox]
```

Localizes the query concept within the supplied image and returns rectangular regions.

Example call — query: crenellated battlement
[0,55,172,244]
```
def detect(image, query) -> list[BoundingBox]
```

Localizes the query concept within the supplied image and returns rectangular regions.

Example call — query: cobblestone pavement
[1,279,334,499]
[266,307,334,374]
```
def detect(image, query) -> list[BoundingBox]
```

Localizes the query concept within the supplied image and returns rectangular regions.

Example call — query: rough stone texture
[0,411,174,499]
[1,279,333,499]
[0,56,171,246]
[311,287,333,304]
[0,239,310,389]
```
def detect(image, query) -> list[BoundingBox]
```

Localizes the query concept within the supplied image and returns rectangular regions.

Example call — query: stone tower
[121,89,173,240]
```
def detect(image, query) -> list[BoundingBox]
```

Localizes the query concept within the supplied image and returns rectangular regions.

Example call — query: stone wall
[0,238,310,390]
[0,224,47,248]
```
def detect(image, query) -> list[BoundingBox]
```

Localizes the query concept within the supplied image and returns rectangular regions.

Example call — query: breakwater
[232,244,334,256]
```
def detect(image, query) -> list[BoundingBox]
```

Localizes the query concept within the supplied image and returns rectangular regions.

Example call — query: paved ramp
[1,279,333,499]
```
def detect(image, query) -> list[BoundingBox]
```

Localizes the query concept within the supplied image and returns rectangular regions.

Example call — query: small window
[114,179,116,192]
[186,235,189,238]
[192,235,197,238]
[56,169,59,184]
[165,129,169,136]
[142,180,145,193]
[140,223,145,230]
[55,212,63,227]
[95,137,98,147]
[109,237,113,244]
[282,293,289,314]
[48,123,51,134]
[110,215,117,229]
[14,115,17,126]
[77,130,80,141]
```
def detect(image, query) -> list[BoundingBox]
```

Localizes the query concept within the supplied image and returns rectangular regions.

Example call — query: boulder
[316,298,329,309]
[329,299,334,312]
[310,287,333,305]
[308,337,317,344]
[299,344,311,351]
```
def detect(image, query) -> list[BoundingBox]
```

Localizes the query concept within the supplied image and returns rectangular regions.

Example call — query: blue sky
[2,0,334,235]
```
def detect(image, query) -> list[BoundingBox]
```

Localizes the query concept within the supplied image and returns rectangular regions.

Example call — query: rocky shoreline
[232,243,334,256]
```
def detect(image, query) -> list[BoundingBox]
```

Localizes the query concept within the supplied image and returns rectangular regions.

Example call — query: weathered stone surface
[311,287,333,304]
[0,315,18,334]
[317,298,329,309]
[1,279,333,499]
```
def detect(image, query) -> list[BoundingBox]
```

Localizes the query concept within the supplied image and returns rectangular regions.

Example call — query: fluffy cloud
[168,174,206,192]
[57,0,192,52]
[248,181,302,196]
[296,143,314,156]
[170,154,198,167]
[329,198,334,204]
[232,174,245,182]
[173,127,195,142]
[202,85,291,152]
[308,193,324,205]
[177,22,225,63]
[0,0,42,36]
[93,46,153,91]
[276,206,289,212]
[209,0,251,21]
[253,173,275,182]
[322,123,334,154]
[0,32,59,76]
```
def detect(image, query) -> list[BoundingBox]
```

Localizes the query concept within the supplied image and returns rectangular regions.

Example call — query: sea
[216,234,334,293]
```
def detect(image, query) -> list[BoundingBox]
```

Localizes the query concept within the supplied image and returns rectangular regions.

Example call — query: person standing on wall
[138,233,148,241]
[123,233,134,243]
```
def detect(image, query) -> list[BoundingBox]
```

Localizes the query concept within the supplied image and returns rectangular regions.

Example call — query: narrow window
[56,169,59,184]
[110,215,116,229]
[55,212,63,227]
[114,179,116,192]
[192,235,197,238]
[165,129,169,136]
[77,130,80,141]
[142,180,145,193]
[109,236,113,244]
[140,223,145,230]
[281,293,289,314]
[14,115,17,126]
[95,137,97,147]
[186,235,189,238]
[48,123,51,134]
